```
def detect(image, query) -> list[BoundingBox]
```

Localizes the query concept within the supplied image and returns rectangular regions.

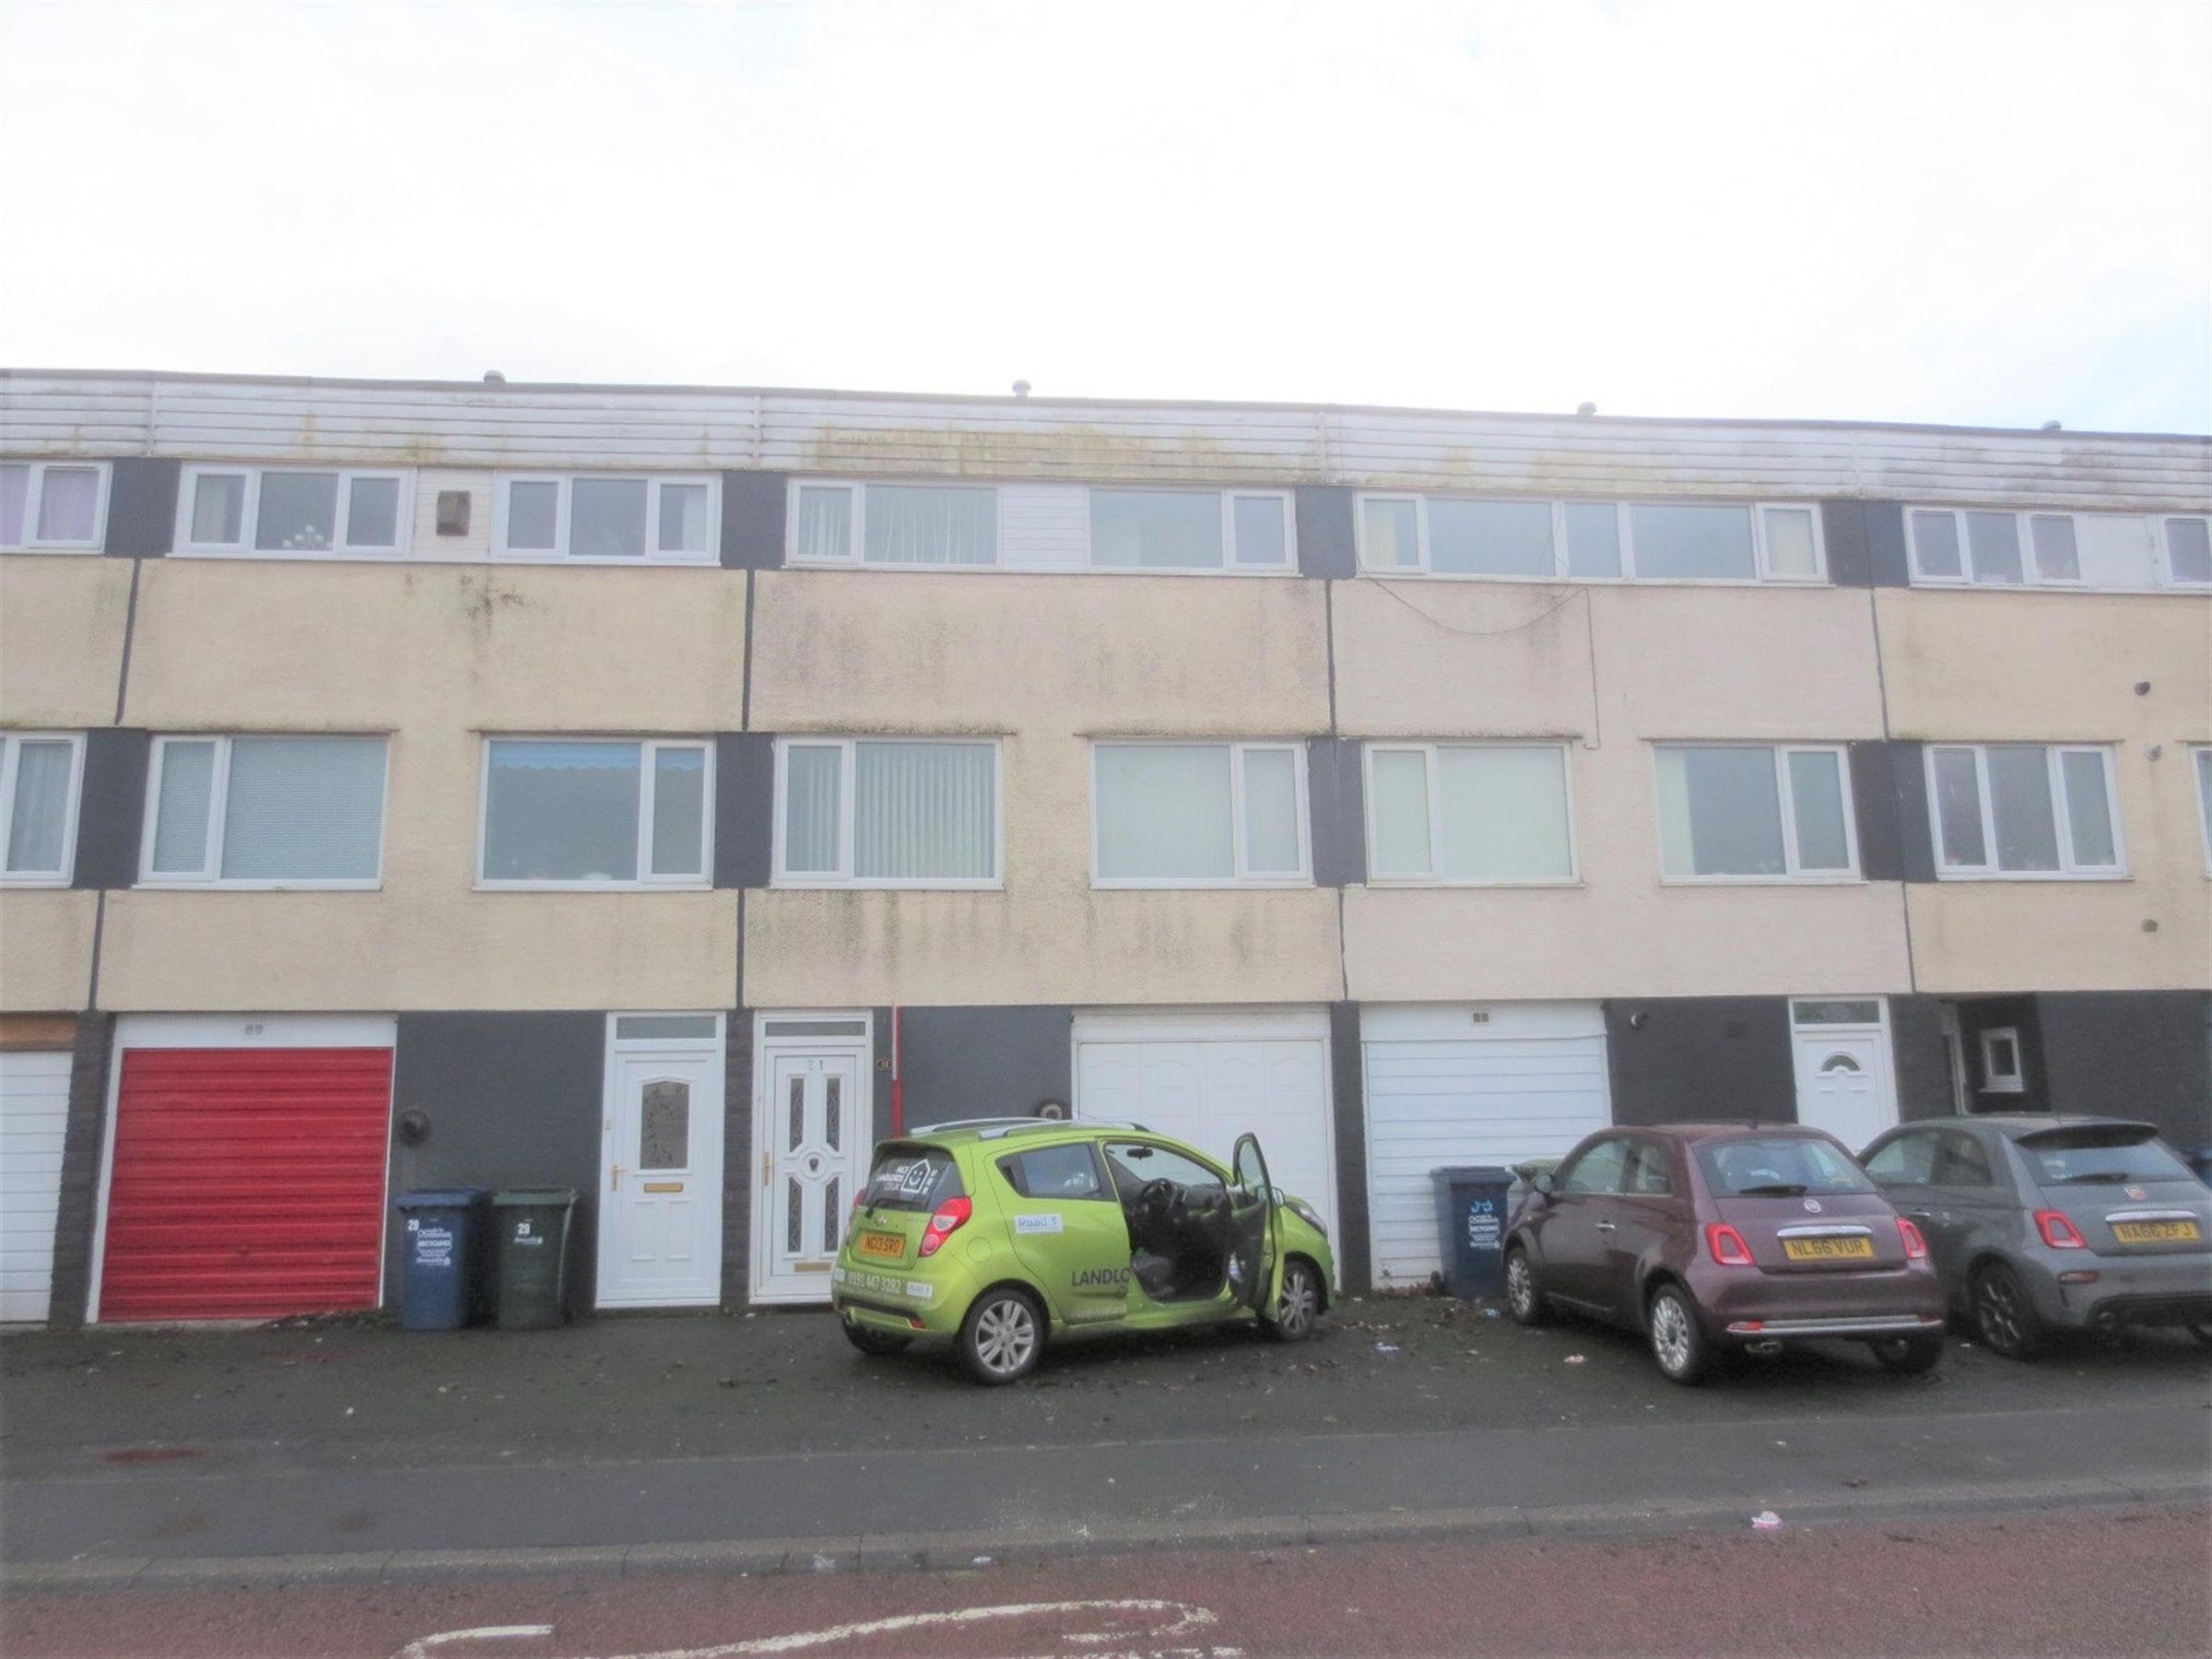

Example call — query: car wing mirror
[1531,1172,1555,1195]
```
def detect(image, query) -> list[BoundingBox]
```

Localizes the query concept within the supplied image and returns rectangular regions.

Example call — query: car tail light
[1898,1217,1929,1260]
[1705,1222,1755,1266]
[2034,1209,2086,1250]
[916,1195,973,1258]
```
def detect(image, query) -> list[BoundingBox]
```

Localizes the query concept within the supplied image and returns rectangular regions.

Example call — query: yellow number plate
[856,1231,906,1260]
[1783,1235,1876,1263]
[2112,1219,2201,1244]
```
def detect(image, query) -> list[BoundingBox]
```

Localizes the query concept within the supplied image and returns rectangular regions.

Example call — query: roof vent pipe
[1575,402,1596,417]
[2041,419,2061,430]
[1012,380,1031,398]
[483,370,506,384]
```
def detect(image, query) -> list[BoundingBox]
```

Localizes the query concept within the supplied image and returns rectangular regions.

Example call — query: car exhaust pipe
[1743,1338,1784,1357]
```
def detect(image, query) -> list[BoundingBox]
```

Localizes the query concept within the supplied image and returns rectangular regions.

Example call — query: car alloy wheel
[1265,1260,1320,1342]
[1973,1263,2041,1359]
[962,1289,1041,1384]
[1505,1247,1547,1325]
[1647,1284,1712,1384]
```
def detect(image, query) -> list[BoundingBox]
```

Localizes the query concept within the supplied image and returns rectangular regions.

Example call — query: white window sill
[785,558,1002,574]
[1091,877,1314,890]
[770,879,1006,892]
[1933,870,2131,883]
[135,879,384,892]
[1365,877,1584,889]
[475,880,712,893]
[0,874,75,888]
[1656,874,1865,887]
[172,546,407,562]
[1359,570,1820,589]
[1910,578,2208,596]
[491,552,719,568]
[1,544,100,557]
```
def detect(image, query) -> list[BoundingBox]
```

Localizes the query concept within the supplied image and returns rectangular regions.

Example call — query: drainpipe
[890,1006,903,1135]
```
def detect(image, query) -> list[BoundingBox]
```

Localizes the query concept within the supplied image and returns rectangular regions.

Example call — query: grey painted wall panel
[72,728,149,891]
[385,1012,606,1313]
[1863,502,1912,588]
[1327,1001,1371,1294]
[1846,739,1933,885]
[1603,997,1797,1127]
[1820,500,1873,589]
[42,1012,116,1328]
[1307,736,1366,889]
[895,1006,1072,1128]
[714,732,773,889]
[102,459,178,558]
[721,1008,752,1309]
[1295,486,1356,580]
[722,471,785,570]
[2035,991,2211,1147]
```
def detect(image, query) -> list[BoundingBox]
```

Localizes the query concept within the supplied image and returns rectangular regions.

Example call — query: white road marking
[396,1627,556,1657]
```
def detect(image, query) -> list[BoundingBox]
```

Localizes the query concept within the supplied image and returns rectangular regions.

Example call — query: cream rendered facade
[1,369,2206,1323]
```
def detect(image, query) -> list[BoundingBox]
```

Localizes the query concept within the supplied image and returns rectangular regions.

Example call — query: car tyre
[1647,1282,1714,1385]
[1971,1262,2044,1359]
[841,1321,912,1358]
[2185,1322,2212,1350]
[1504,1244,1551,1327]
[1259,1257,1323,1343]
[1869,1334,1944,1375]
[959,1287,1045,1385]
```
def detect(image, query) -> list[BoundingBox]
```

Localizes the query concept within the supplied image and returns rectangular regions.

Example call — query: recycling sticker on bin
[1464,1197,1501,1252]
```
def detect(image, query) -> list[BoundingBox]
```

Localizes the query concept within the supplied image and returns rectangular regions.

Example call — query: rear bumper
[830,1261,969,1336]
[1723,1312,1947,1339]
[1685,1259,1947,1339]
[2018,1253,2212,1329]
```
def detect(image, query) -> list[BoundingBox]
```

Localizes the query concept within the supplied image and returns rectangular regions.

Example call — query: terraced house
[1,369,2207,1327]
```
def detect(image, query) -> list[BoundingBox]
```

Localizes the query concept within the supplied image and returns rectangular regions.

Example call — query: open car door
[1227,1134,1277,1315]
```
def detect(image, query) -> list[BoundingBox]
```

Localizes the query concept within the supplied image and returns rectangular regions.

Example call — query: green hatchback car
[830,1119,1335,1383]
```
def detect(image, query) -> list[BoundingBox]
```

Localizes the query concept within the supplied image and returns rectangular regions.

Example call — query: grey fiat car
[1859,1115,2212,1357]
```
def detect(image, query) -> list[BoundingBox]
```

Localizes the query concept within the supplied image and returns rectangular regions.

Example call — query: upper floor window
[774,737,1000,888]
[493,474,716,564]
[478,737,712,888]
[177,466,410,559]
[1,462,109,552]
[1,733,84,885]
[143,734,388,888]
[2195,747,2212,874]
[791,481,998,567]
[1358,495,1822,583]
[1089,488,1291,571]
[1653,743,1858,881]
[1925,744,2124,879]
[1364,741,1575,884]
[1908,508,2210,592]
[1092,740,1309,888]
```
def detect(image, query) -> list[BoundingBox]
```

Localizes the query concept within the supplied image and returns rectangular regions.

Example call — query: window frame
[0,731,85,886]
[1089,737,1312,889]
[783,478,1003,570]
[474,735,715,892]
[2194,747,2212,876]
[1979,1027,2026,1094]
[1651,741,1863,884]
[1908,505,2212,593]
[139,733,390,890]
[1922,743,2128,881]
[489,472,720,566]
[770,735,1004,890]
[1353,493,1824,585]
[1,461,112,553]
[1085,485,1297,575]
[173,465,415,559]
[1359,739,1580,887]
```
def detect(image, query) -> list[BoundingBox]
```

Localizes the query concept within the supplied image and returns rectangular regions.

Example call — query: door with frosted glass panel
[764,1052,860,1294]
[598,1047,722,1307]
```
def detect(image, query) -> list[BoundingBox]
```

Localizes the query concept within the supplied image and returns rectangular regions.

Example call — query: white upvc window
[1924,744,2125,879]
[1091,740,1310,888]
[1,461,110,552]
[2193,747,2212,875]
[1653,743,1859,882]
[175,465,412,558]
[1088,487,1294,572]
[787,480,1000,567]
[142,735,388,888]
[477,737,712,889]
[1363,741,1577,885]
[1909,507,2212,593]
[491,474,718,564]
[1355,494,1822,583]
[1979,1027,2026,1093]
[772,736,1001,888]
[1,732,85,885]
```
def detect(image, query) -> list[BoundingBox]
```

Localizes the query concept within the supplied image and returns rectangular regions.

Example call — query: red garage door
[99,1046,393,1321]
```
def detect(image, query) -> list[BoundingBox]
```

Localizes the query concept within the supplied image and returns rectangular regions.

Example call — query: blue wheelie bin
[395,1188,490,1331]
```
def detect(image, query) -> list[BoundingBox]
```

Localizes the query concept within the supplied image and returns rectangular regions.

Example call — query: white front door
[598,1018,724,1309]
[1790,999,1899,1154]
[751,1015,872,1303]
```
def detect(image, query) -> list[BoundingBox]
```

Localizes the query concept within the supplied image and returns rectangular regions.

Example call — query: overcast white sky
[2,1,2206,430]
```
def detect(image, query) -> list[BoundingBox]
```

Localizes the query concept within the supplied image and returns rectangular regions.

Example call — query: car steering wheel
[1135,1178,1179,1227]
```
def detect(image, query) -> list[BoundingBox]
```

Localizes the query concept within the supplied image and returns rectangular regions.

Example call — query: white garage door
[1363,1004,1612,1288]
[2,1049,72,1324]
[1073,1008,1338,1262]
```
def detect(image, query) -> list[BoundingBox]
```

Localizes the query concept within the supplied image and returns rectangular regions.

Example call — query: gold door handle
[611,1163,623,1191]
[762,1153,771,1184]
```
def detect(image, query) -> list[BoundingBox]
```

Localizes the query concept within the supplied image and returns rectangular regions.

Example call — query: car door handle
[1594,1221,1617,1233]
[1904,1209,1933,1219]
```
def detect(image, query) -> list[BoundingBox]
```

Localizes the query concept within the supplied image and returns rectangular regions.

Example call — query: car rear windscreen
[2019,1127,2192,1186]
[863,1146,965,1212]
[1697,1136,1875,1197]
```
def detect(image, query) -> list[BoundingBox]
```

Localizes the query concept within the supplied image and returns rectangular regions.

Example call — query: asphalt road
[6,1510,2207,1656]
[3,1295,2206,1577]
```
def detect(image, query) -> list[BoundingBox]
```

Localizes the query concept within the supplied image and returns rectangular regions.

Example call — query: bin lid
[492,1186,580,1206]
[396,1187,490,1208]
[1430,1165,1514,1183]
